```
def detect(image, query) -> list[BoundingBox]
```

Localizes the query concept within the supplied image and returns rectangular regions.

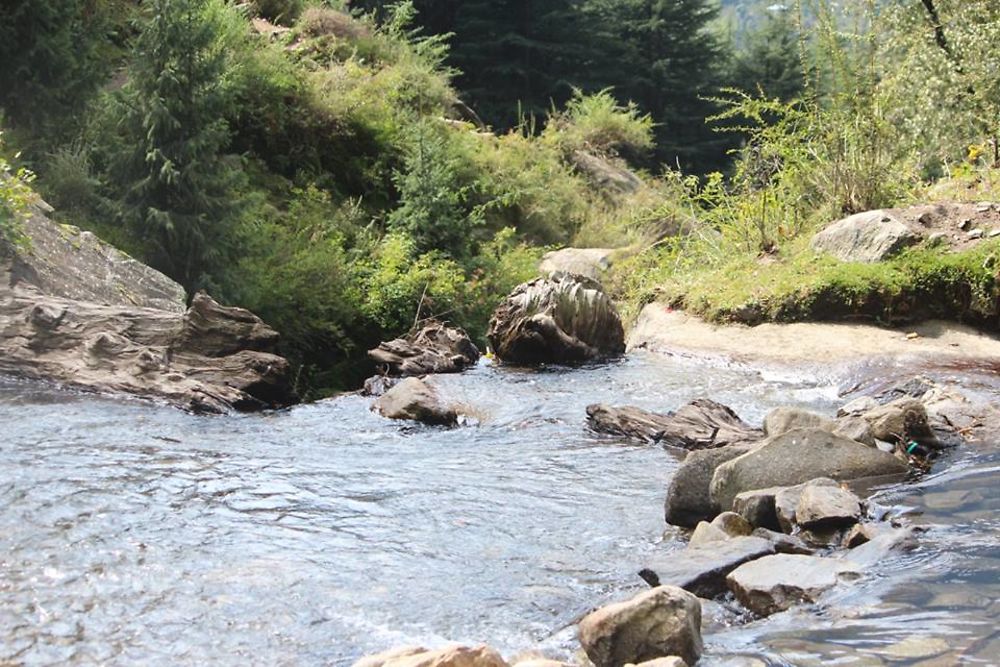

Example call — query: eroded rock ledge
[1,206,297,413]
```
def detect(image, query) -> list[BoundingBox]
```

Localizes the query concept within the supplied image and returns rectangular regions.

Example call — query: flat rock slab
[726,554,862,616]
[587,399,762,449]
[639,536,775,598]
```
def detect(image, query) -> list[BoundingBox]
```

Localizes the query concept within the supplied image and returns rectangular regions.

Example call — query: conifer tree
[731,10,805,102]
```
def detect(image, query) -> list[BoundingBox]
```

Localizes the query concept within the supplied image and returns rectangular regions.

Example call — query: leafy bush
[543,89,654,161]
[0,131,35,247]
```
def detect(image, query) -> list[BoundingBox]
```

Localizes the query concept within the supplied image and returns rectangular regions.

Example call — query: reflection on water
[0,353,996,666]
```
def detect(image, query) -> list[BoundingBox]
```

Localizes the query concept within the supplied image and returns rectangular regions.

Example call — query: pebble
[967,228,984,239]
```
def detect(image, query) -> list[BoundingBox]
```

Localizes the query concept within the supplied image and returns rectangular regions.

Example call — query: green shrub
[255,0,306,26]
[543,88,654,161]
[0,131,35,247]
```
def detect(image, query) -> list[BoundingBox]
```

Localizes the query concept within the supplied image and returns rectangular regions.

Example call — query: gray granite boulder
[810,209,920,263]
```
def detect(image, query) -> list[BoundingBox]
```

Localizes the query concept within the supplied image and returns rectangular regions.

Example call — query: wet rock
[665,443,757,527]
[763,407,835,437]
[487,275,625,365]
[868,636,950,661]
[372,377,458,426]
[587,400,762,449]
[841,527,918,568]
[363,645,509,667]
[362,375,399,397]
[726,554,862,616]
[711,512,753,537]
[810,209,921,263]
[353,647,430,667]
[843,523,880,548]
[751,528,813,555]
[689,521,729,546]
[639,536,775,598]
[832,416,876,447]
[732,488,782,531]
[539,247,616,281]
[795,484,862,529]
[861,398,938,448]
[774,479,839,533]
[578,585,702,667]
[709,429,908,513]
[627,658,688,667]
[369,322,480,376]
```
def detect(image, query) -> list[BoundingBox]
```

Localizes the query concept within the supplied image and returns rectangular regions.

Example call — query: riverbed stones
[709,429,908,513]
[587,399,762,449]
[751,528,813,555]
[578,585,702,667]
[368,322,480,376]
[639,536,775,598]
[774,479,839,533]
[487,274,625,365]
[372,377,458,426]
[665,443,757,527]
[732,488,782,531]
[810,209,920,263]
[861,398,937,447]
[726,554,862,616]
[795,484,862,529]
[843,523,879,548]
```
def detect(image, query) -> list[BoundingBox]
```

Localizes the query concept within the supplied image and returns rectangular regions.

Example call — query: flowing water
[0,352,997,666]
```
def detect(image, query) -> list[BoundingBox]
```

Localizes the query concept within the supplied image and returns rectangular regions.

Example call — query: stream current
[1,352,997,666]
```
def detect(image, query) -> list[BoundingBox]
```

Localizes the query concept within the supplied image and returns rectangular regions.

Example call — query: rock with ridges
[578,586,702,667]
[795,484,862,529]
[639,536,775,598]
[726,554,862,616]
[587,399,762,449]
[369,322,480,376]
[810,209,920,263]
[665,443,756,527]
[709,429,908,513]
[487,275,625,365]
[373,377,458,426]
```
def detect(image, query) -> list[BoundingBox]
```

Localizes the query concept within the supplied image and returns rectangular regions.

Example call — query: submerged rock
[639,536,775,598]
[587,399,762,449]
[664,443,757,527]
[709,428,908,513]
[726,554,862,616]
[368,322,480,377]
[487,274,625,365]
[578,585,702,667]
[372,377,458,426]
[810,209,920,263]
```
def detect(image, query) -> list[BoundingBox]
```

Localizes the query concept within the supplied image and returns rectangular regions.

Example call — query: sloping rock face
[369,322,480,376]
[539,248,615,282]
[487,274,625,365]
[1,209,296,413]
[810,210,920,263]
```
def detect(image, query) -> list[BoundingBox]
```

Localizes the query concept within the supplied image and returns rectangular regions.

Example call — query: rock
[539,248,616,282]
[751,528,813,555]
[711,512,753,537]
[363,645,509,667]
[763,407,835,437]
[570,151,643,195]
[0,207,297,413]
[487,275,625,365]
[627,658,688,667]
[773,479,839,533]
[587,399,762,449]
[841,527,917,568]
[732,488,782,531]
[664,443,757,527]
[968,228,985,240]
[689,521,729,547]
[709,429,909,513]
[639,536,775,598]
[362,375,400,397]
[369,322,480,376]
[810,209,921,263]
[843,523,879,548]
[861,398,938,448]
[838,396,880,417]
[832,416,876,447]
[372,377,458,426]
[353,647,430,667]
[795,485,862,529]
[578,586,702,667]
[726,554,862,616]
[511,660,574,667]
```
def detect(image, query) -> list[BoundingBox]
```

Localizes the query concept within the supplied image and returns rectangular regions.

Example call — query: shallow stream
[1,352,997,665]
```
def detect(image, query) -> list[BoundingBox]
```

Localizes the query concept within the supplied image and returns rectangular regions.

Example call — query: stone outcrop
[810,209,920,263]
[726,554,862,616]
[639,536,775,598]
[372,377,458,426]
[539,248,616,282]
[709,428,908,512]
[587,399,762,449]
[369,322,481,376]
[487,274,625,365]
[578,586,702,667]
[1,209,296,412]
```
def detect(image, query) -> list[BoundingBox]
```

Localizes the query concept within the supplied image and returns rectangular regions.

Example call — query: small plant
[543,88,654,160]
[0,131,36,247]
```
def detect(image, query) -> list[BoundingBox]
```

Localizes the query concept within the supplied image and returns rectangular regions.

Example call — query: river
[1,351,997,665]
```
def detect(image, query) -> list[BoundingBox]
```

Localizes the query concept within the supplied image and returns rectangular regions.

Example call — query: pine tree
[731,10,805,102]
[113,0,243,292]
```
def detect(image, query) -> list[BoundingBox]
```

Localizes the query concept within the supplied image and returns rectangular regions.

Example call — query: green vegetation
[0,132,35,248]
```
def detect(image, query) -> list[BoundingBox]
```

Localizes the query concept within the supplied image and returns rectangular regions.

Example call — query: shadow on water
[0,351,996,665]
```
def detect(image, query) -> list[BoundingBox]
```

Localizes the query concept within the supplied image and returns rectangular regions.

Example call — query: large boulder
[810,209,921,263]
[726,554,862,616]
[578,586,702,667]
[369,322,480,376]
[1,210,296,412]
[664,443,757,527]
[372,377,458,426]
[487,275,625,365]
[709,428,908,513]
[539,247,616,282]
[639,536,775,598]
[588,399,762,449]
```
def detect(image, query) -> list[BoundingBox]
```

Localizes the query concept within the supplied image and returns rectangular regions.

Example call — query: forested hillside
[2,0,999,396]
